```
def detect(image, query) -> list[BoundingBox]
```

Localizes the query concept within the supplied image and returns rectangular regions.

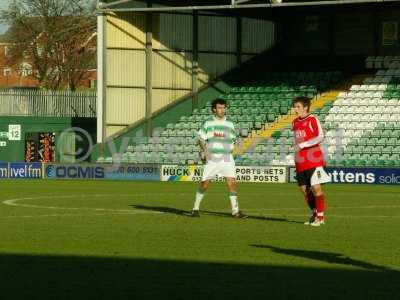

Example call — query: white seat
[334,114,345,122]
[372,91,383,97]
[353,129,364,137]
[366,57,375,69]
[347,92,357,98]
[373,106,383,114]
[378,84,387,91]
[365,106,373,114]
[346,129,357,137]
[374,57,384,69]
[370,114,380,121]
[364,78,374,84]
[355,122,365,130]
[358,106,367,114]
[348,106,359,114]
[380,76,392,83]
[376,70,385,76]
[370,98,380,105]
[383,106,392,114]
[338,122,348,130]
[334,98,343,105]
[377,98,387,106]
[364,122,376,130]
[326,130,336,138]
[359,115,370,122]
[384,57,393,69]
[325,115,334,122]
[386,69,396,76]
[368,84,379,91]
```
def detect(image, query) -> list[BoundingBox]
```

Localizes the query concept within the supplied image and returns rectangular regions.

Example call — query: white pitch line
[2,194,162,215]
[2,194,400,220]
[245,204,400,212]
[253,213,400,219]
[1,212,140,219]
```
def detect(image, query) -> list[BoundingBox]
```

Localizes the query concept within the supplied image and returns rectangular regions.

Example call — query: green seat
[355,159,366,167]
[267,113,276,122]
[280,106,289,114]
[343,159,356,167]
[271,131,281,139]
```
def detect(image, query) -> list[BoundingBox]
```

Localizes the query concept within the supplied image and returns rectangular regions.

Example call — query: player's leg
[310,184,325,225]
[297,170,316,224]
[309,166,330,225]
[191,161,216,217]
[299,184,317,225]
[299,185,316,211]
[191,180,209,216]
[226,177,247,218]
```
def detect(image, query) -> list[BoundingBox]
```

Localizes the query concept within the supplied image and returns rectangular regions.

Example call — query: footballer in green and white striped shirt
[191,98,247,219]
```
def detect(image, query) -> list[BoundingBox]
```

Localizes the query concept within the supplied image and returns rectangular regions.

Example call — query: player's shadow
[130,204,302,224]
[250,244,390,272]
[130,204,190,216]
[201,210,302,224]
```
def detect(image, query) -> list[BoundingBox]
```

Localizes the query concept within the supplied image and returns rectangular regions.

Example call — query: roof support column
[237,16,242,65]
[145,10,153,137]
[192,10,199,111]
[97,8,107,147]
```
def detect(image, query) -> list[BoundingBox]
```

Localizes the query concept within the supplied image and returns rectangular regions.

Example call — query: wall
[282,8,400,57]
[103,11,275,139]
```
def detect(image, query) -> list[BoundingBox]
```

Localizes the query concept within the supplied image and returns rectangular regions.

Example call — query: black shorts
[296,167,331,187]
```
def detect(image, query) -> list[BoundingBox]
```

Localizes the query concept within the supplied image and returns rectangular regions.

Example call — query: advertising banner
[289,167,400,185]
[9,162,42,179]
[161,165,287,183]
[45,164,160,181]
[103,164,160,181]
[0,162,8,178]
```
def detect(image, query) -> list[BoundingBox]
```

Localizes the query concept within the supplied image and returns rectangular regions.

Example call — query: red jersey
[292,114,325,172]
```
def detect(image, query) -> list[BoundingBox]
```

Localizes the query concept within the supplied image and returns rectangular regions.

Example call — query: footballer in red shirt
[292,97,331,226]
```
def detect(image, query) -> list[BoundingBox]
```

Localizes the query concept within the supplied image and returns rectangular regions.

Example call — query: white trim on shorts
[310,166,331,186]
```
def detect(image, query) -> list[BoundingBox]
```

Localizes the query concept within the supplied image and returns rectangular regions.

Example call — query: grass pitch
[0,180,399,299]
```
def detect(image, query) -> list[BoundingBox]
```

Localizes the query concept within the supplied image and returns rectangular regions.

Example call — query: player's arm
[292,120,301,152]
[198,124,211,161]
[298,117,324,149]
[231,123,238,157]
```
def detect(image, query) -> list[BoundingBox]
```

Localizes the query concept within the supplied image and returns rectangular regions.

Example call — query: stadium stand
[97,70,342,165]
[97,59,400,168]
[241,61,400,167]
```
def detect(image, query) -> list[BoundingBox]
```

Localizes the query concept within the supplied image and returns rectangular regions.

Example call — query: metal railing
[0,89,96,117]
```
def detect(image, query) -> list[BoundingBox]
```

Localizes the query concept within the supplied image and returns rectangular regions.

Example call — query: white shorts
[201,155,236,181]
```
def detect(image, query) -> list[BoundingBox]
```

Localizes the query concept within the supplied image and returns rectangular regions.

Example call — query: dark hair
[292,96,311,112]
[211,98,227,111]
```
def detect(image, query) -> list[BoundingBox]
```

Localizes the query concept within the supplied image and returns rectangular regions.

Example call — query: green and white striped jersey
[198,116,236,155]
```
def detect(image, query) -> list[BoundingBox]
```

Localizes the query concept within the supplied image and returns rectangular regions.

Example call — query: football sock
[229,191,239,215]
[193,187,205,211]
[315,194,326,221]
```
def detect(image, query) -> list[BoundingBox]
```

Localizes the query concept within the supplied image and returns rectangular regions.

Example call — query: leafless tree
[1,0,96,90]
